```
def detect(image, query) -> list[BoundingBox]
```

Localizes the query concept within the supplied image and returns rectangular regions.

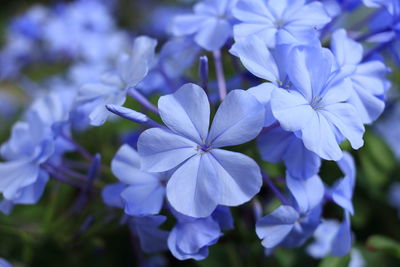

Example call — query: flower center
[310,96,325,110]
[196,144,211,154]
[274,18,286,29]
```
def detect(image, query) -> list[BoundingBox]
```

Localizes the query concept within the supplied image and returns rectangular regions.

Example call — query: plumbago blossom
[78,36,157,126]
[0,0,398,264]
[171,0,238,51]
[138,83,264,217]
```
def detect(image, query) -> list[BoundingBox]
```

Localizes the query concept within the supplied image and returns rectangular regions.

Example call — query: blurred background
[0,0,399,266]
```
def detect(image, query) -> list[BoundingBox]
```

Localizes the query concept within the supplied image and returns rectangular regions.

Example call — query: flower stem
[45,162,87,180]
[262,172,290,206]
[44,166,84,189]
[213,50,227,101]
[127,87,159,115]
[61,133,93,161]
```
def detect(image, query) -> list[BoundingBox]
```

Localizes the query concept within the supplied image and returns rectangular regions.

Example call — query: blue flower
[0,112,54,214]
[106,144,168,216]
[256,174,324,249]
[233,0,331,47]
[168,209,223,260]
[138,83,264,217]
[171,0,238,51]
[331,29,390,124]
[270,44,365,160]
[328,152,356,214]
[307,213,352,258]
[78,36,157,126]
[137,37,201,94]
[258,126,321,179]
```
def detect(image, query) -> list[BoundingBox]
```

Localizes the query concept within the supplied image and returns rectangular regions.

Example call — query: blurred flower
[171,0,238,51]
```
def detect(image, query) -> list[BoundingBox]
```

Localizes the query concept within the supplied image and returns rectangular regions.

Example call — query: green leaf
[318,255,350,267]
[367,235,400,258]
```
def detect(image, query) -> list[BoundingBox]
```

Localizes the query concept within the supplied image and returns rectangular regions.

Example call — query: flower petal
[112,144,160,184]
[320,103,365,150]
[256,205,299,249]
[101,183,125,208]
[167,154,219,217]
[207,90,264,147]
[121,183,165,215]
[271,88,314,132]
[301,111,343,160]
[287,174,325,214]
[158,83,210,144]
[137,128,197,172]
[194,18,232,51]
[248,83,278,127]
[331,152,356,215]
[0,159,39,200]
[210,149,262,206]
[230,37,279,82]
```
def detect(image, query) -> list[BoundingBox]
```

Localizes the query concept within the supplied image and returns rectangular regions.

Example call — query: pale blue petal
[207,90,264,147]
[1,122,34,160]
[331,212,352,257]
[307,220,341,259]
[320,103,365,150]
[350,80,385,124]
[0,159,39,200]
[174,216,221,256]
[171,14,207,36]
[210,149,262,206]
[12,170,49,204]
[194,18,232,51]
[101,183,125,208]
[271,88,314,132]
[230,37,280,82]
[301,112,343,160]
[112,144,160,184]
[158,83,210,143]
[284,1,331,30]
[233,24,277,47]
[287,174,324,214]
[256,205,299,249]
[168,224,208,260]
[121,183,165,216]
[257,127,321,178]
[118,36,157,87]
[167,154,219,218]
[331,29,362,67]
[248,83,277,127]
[89,92,126,126]
[332,152,356,214]
[286,45,333,101]
[137,128,197,172]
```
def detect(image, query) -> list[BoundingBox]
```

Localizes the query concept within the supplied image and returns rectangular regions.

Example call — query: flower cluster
[0,0,399,264]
